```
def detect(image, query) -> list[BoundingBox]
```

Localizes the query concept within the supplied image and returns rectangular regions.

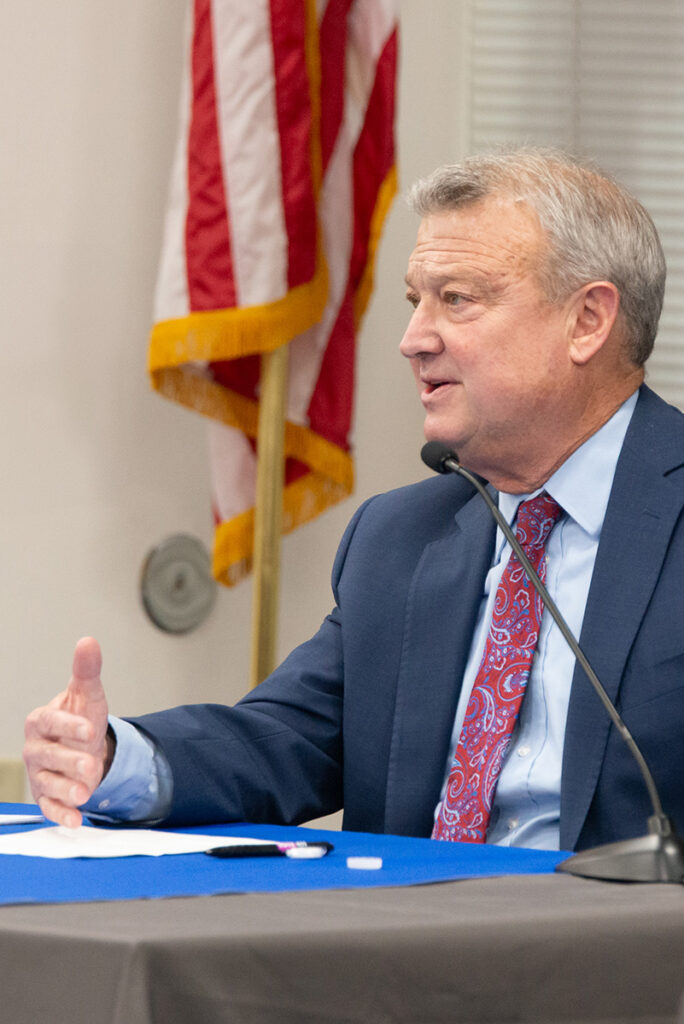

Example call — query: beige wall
[0,1,466,774]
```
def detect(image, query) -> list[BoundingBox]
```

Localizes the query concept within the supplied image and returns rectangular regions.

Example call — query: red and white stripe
[150,0,398,583]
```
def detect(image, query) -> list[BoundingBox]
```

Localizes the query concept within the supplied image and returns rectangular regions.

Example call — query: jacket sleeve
[126,499,374,827]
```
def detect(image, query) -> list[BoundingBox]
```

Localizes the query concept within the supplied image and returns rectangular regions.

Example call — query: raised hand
[23,637,113,828]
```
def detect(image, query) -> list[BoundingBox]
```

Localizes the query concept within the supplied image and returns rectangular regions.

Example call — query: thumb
[66,636,103,705]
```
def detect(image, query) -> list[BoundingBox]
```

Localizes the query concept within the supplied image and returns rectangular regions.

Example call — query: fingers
[25,732,103,791]
[27,749,92,829]
[25,743,99,828]
[36,796,84,830]
[24,713,105,826]
[25,703,94,748]
[35,766,91,811]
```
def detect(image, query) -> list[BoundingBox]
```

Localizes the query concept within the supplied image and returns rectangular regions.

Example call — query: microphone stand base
[556,818,684,884]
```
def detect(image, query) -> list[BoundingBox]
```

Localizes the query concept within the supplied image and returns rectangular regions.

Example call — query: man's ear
[567,281,621,366]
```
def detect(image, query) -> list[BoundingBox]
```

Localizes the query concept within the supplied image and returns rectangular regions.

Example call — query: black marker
[206,840,334,860]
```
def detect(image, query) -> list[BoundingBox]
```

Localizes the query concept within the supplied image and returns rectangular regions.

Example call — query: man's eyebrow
[404,272,452,288]
[404,268,503,301]
[404,271,470,290]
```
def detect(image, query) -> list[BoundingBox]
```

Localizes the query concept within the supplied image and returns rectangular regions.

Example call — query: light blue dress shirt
[86,393,638,843]
[435,391,638,849]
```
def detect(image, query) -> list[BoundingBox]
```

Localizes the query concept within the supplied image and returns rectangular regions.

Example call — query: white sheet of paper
[0,813,44,825]
[0,825,270,859]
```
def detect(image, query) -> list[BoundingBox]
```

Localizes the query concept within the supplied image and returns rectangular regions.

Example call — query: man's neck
[481,375,643,494]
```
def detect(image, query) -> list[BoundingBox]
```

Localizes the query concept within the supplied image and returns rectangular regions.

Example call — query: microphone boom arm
[442,454,664,820]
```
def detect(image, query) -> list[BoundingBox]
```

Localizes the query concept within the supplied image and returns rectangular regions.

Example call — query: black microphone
[421,440,684,884]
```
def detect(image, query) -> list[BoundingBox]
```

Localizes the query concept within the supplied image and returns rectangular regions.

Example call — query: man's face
[400,198,576,485]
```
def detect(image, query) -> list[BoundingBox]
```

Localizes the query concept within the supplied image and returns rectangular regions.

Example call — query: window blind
[467,0,684,406]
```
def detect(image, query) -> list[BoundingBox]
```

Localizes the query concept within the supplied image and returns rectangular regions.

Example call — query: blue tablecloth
[0,803,567,905]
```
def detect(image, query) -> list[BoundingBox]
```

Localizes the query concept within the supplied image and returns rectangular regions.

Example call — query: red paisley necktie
[432,491,563,843]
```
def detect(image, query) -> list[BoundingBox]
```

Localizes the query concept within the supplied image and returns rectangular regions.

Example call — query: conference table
[1,856,683,1023]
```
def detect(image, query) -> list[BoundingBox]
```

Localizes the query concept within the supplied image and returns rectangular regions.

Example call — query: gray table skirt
[1,874,683,1023]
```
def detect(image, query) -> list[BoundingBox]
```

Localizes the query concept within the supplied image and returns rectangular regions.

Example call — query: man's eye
[406,293,419,309]
[443,292,465,306]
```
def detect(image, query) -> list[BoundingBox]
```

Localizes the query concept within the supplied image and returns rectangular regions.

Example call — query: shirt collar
[498,389,639,539]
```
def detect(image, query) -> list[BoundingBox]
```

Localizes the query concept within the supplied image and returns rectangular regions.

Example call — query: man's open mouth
[422,380,452,394]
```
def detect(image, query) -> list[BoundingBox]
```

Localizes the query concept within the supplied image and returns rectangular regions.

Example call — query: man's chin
[422,429,485,480]
[423,425,464,456]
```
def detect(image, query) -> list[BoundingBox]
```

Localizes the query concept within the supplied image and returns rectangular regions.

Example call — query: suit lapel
[560,388,684,849]
[383,488,496,836]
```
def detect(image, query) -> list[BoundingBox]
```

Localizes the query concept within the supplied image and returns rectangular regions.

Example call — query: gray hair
[407,147,666,367]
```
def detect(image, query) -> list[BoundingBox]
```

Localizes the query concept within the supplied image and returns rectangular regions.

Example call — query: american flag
[149,0,398,585]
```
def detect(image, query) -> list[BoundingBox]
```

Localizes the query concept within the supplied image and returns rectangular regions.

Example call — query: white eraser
[346,856,383,870]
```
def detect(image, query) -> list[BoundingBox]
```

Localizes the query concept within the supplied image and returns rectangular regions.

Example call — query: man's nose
[399,305,443,359]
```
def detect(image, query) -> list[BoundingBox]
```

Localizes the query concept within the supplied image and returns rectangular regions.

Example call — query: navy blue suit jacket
[131,385,684,851]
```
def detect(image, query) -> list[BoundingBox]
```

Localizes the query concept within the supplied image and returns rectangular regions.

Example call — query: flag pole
[250,345,289,688]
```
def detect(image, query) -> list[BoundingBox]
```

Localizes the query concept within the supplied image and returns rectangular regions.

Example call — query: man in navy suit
[24,148,684,852]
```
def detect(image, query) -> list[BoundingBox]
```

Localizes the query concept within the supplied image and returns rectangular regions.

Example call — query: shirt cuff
[82,716,173,823]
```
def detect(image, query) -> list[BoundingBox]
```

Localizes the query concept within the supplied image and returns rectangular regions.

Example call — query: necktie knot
[514,492,563,554]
